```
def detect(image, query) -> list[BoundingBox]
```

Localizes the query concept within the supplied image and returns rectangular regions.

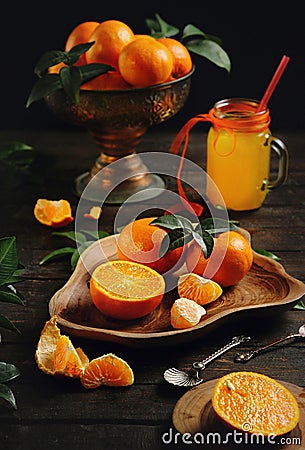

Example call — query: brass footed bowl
[45,67,194,204]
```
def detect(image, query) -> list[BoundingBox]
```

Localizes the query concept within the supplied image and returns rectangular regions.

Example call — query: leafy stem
[26,42,114,107]
[146,14,231,72]
[151,214,239,258]
[39,229,109,271]
[0,237,24,409]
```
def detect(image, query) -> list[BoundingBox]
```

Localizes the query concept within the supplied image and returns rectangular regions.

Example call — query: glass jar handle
[268,136,288,189]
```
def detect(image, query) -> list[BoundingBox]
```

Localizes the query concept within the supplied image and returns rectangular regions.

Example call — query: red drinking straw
[257,55,290,111]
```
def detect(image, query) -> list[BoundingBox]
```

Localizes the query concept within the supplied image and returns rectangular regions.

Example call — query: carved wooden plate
[172,378,304,449]
[49,233,305,347]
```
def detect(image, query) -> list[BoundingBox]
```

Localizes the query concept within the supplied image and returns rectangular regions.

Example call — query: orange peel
[35,315,89,378]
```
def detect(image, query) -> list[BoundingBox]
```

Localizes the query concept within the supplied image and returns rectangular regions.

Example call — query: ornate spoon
[235,324,305,363]
[164,335,251,387]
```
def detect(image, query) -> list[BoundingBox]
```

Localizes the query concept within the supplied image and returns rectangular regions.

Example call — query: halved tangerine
[178,273,222,306]
[34,199,74,228]
[80,353,134,389]
[212,371,300,436]
[90,260,165,320]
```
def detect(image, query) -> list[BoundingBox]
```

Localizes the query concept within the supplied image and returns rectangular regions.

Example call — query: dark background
[2,2,304,132]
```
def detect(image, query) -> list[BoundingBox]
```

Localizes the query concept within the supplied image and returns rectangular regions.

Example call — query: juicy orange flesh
[178,273,222,305]
[92,261,164,300]
[80,353,134,388]
[54,335,85,377]
[171,298,206,329]
[212,372,300,435]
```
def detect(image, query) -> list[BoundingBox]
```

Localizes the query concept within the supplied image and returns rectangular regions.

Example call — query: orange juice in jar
[206,98,288,211]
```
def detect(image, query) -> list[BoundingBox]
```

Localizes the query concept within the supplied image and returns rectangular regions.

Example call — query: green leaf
[253,248,281,261]
[70,241,95,270]
[146,13,179,38]
[192,229,214,259]
[181,24,222,46]
[198,218,239,235]
[159,229,193,258]
[0,383,17,409]
[0,237,19,286]
[150,214,193,232]
[0,362,20,383]
[5,268,25,285]
[0,289,24,306]
[59,66,82,104]
[26,74,62,108]
[70,249,80,271]
[294,300,305,310]
[182,24,207,40]
[67,42,94,65]
[34,49,68,76]
[52,231,87,244]
[186,39,231,72]
[80,230,110,240]
[0,314,20,334]
[39,247,76,265]
[0,142,33,161]
[78,63,114,83]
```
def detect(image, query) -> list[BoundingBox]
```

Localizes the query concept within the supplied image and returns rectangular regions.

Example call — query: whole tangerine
[117,217,184,274]
[85,19,135,69]
[64,21,100,65]
[118,38,173,88]
[186,230,253,287]
[81,71,131,90]
[157,37,192,80]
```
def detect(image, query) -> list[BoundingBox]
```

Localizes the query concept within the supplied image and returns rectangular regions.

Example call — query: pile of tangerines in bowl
[50,19,193,90]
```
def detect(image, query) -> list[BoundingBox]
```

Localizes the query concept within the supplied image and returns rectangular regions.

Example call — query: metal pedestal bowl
[45,68,194,204]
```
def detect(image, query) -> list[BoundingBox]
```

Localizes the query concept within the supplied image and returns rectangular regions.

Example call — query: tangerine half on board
[212,371,300,436]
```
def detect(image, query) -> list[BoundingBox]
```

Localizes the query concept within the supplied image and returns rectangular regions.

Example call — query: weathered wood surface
[0,129,304,450]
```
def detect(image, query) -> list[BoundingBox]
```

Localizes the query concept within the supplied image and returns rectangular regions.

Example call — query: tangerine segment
[212,372,300,436]
[170,298,206,329]
[34,199,74,227]
[80,353,134,389]
[117,217,184,274]
[90,260,165,320]
[178,273,222,306]
[54,336,88,378]
[35,315,89,378]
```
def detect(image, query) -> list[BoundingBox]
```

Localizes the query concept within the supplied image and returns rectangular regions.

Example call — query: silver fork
[164,335,251,387]
[235,324,305,363]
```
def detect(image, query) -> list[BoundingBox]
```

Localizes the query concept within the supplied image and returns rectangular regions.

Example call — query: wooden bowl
[49,232,305,348]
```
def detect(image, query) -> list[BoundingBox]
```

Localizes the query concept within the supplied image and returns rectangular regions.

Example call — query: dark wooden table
[0,128,304,450]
